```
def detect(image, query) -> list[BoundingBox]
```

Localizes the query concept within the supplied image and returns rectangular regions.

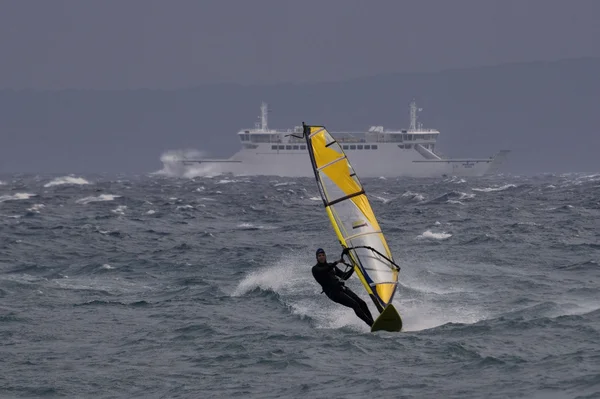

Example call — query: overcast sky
[1,0,599,89]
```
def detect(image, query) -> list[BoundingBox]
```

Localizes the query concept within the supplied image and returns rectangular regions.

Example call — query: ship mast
[409,99,423,131]
[260,101,269,131]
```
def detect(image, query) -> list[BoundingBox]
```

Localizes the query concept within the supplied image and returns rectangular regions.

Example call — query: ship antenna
[260,101,269,131]
[409,99,416,131]
[409,98,423,131]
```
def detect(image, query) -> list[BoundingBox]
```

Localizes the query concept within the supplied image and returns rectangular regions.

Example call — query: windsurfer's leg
[342,288,374,325]
[327,289,373,327]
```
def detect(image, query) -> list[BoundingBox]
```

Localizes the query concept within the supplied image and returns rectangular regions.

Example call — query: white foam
[402,191,425,202]
[0,193,37,202]
[472,184,516,192]
[111,205,127,215]
[152,149,225,178]
[417,230,452,240]
[231,254,309,298]
[27,204,46,213]
[372,195,392,204]
[398,299,486,332]
[444,176,467,184]
[76,194,121,204]
[394,262,489,331]
[44,176,91,187]
[458,192,476,200]
[231,253,371,332]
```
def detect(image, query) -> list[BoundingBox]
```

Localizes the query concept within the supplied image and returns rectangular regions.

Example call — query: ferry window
[251,134,271,143]
[406,144,412,149]
[271,145,278,150]
[293,145,299,150]
[286,145,292,150]
[278,145,284,150]
[350,145,356,150]
[300,145,306,150]
[357,145,363,150]
[398,145,404,149]
[372,145,378,150]
[364,145,370,149]
[342,145,348,150]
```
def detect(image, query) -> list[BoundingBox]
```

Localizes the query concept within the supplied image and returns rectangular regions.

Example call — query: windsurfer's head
[316,248,326,262]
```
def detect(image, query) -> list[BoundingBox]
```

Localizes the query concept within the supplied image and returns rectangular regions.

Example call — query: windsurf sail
[299,123,400,313]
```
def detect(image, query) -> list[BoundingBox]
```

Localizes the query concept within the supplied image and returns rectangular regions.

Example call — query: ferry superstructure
[180,101,509,178]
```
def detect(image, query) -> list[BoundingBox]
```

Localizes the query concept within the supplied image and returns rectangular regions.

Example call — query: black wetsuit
[311,261,374,327]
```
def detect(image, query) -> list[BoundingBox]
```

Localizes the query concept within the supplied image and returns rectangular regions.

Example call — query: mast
[260,101,269,131]
[409,99,423,131]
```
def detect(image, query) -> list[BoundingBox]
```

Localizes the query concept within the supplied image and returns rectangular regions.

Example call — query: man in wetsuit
[311,247,374,327]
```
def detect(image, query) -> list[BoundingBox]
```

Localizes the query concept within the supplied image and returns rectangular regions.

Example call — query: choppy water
[1,172,599,398]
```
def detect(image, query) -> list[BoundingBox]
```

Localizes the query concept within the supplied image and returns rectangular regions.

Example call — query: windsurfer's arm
[341,265,354,280]
[332,263,353,280]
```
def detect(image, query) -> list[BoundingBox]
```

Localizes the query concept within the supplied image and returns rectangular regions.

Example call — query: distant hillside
[1,57,599,174]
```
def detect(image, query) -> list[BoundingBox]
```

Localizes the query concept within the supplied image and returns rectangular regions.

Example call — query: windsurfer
[311,248,374,327]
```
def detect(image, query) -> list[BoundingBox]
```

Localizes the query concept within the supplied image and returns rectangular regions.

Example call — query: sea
[1,171,599,399]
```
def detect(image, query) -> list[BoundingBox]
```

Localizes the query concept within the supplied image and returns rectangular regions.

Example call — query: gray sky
[2,0,599,89]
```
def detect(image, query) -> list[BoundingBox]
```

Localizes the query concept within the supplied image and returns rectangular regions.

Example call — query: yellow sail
[302,123,400,312]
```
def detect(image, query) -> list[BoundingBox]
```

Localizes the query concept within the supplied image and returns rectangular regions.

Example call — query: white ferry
[180,101,509,178]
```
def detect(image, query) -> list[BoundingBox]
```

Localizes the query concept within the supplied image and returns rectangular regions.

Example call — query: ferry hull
[178,147,508,178]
